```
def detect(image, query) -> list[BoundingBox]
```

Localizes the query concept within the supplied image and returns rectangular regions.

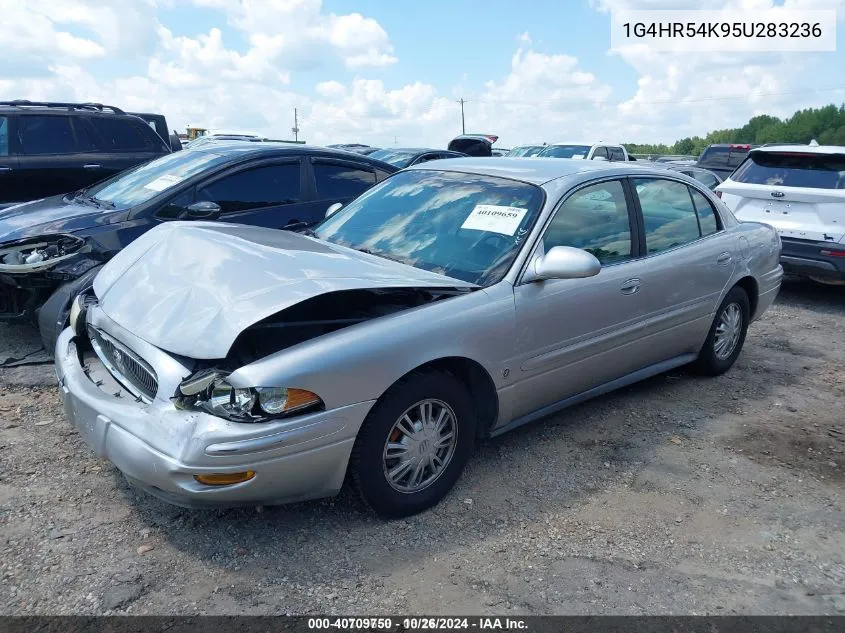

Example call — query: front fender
[227,283,517,410]
[37,264,104,356]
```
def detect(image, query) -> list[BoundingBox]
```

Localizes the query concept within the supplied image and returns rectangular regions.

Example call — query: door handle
[717,252,732,265]
[620,278,641,295]
[83,164,101,170]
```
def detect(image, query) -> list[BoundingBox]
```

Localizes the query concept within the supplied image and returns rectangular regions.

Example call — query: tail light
[729,144,751,150]
[820,249,845,258]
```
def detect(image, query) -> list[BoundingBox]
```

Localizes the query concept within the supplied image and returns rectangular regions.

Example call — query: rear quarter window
[90,117,166,152]
[732,152,845,189]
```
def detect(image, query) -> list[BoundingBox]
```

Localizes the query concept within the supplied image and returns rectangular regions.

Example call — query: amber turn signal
[194,471,256,486]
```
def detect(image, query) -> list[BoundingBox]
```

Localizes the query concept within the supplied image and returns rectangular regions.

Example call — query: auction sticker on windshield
[144,174,184,192]
[461,204,528,236]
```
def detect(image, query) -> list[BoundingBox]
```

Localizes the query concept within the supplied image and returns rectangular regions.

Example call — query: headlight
[69,291,96,337]
[176,373,322,422]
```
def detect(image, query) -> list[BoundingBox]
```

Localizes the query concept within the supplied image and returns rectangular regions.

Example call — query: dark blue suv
[0,141,397,352]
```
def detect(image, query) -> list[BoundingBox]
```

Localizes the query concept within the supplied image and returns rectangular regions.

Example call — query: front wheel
[349,370,476,518]
[692,286,750,376]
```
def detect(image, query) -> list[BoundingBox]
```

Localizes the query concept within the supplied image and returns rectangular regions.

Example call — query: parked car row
[4,98,842,520]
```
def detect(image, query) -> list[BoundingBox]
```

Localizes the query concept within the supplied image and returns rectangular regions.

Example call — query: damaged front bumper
[0,235,102,322]
[54,323,375,508]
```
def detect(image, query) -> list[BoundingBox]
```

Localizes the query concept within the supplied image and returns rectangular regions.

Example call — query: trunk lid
[447,134,498,157]
[93,222,474,359]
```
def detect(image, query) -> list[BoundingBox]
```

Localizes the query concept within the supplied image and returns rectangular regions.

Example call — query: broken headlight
[174,371,323,422]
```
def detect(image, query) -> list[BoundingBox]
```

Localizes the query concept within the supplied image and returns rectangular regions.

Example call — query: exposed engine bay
[0,235,86,273]
[0,235,103,322]
[224,286,470,367]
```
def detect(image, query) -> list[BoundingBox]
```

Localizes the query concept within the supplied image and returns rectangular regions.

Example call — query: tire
[349,370,476,518]
[692,286,750,376]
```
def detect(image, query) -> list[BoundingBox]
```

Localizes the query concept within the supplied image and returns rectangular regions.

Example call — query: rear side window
[731,152,845,189]
[689,188,720,236]
[609,147,625,162]
[90,117,165,152]
[699,146,748,168]
[314,162,376,199]
[18,115,80,155]
[690,170,720,190]
[0,117,8,156]
[592,146,609,160]
[197,163,301,213]
[544,180,632,265]
[634,178,702,254]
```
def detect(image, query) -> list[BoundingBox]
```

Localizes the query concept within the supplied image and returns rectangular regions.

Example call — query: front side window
[0,116,8,156]
[84,149,229,209]
[543,180,632,265]
[18,115,78,155]
[592,147,609,160]
[314,169,544,286]
[634,178,702,254]
[537,145,591,159]
[313,162,376,199]
[731,151,845,189]
[197,163,301,213]
[609,148,625,162]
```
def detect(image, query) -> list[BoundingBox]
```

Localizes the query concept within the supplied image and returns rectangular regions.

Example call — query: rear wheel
[692,286,750,376]
[349,370,476,518]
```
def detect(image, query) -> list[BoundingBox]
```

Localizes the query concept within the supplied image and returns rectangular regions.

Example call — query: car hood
[94,221,475,359]
[0,195,120,242]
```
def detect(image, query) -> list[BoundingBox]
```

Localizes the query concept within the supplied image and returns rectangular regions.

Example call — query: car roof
[405,157,660,185]
[373,147,440,154]
[751,144,845,155]
[546,141,621,147]
[190,141,393,163]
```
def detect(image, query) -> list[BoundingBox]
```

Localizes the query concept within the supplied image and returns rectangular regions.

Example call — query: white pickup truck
[537,142,631,162]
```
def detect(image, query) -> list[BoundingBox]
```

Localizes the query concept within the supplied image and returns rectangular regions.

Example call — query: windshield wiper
[75,195,114,209]
[355,247,406,265]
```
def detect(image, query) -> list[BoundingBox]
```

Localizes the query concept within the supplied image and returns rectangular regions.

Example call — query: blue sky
[4,0,845,148]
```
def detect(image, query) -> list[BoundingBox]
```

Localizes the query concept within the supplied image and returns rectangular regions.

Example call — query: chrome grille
[88,326,158,401]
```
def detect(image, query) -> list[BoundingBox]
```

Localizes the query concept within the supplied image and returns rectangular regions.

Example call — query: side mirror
[529,246,601,281]
[326,202,343,218]
[185,200,222,220]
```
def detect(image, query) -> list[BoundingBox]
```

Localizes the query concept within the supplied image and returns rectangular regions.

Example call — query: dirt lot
[1,278,843,615]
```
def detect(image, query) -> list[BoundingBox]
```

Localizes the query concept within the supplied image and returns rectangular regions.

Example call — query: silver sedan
[55,158,783,517]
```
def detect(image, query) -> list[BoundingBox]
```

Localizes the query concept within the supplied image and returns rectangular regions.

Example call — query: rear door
[85,115,170,181]
[194,159,311,229]
[630,176,735,357]
[718,151,845,242]
[14,113,101,200]
[0,114,20,205]
[309,158,378,218]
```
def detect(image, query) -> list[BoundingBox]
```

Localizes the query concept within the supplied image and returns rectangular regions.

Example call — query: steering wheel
[476,232,513,251]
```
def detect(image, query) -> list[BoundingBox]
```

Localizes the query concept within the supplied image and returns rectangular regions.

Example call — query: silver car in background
[55,158,783,518]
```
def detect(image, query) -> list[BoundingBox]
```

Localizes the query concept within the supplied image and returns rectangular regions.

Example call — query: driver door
[510,178,653,418]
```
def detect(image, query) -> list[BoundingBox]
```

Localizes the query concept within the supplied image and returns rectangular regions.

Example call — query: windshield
[510,146,543,157]
[84,150,229,209]
[731,152,845,189]
[368,149,417,168]
[313,169,544,286]
[537,145,591,159]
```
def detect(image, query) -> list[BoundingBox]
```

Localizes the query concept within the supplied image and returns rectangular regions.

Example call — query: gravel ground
[1,278,843,615]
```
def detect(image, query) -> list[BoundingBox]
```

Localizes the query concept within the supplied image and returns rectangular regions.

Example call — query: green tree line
[624,104,845,157]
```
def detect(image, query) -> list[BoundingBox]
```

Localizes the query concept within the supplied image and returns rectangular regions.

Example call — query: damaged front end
[0,235,103,322]
[225,286,470,367]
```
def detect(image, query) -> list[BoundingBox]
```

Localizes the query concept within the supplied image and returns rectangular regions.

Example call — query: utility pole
[456,98,467,134]
[291,107,300,142]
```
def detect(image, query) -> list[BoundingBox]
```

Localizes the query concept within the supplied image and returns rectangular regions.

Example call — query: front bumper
[780,237,845,282]
[54,327,375,508]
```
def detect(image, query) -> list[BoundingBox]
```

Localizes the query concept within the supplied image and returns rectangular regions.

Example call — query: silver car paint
[57,157,783,508]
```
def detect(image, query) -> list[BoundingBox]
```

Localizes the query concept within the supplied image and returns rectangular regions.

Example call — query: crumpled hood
[94,221,474,359]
